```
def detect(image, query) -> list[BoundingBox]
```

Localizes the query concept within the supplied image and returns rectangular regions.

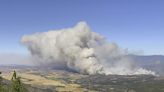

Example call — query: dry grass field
[1,67,96,92]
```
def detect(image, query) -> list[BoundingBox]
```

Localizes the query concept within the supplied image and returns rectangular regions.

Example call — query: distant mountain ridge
[130,55,164,62]
[129,55,164,75]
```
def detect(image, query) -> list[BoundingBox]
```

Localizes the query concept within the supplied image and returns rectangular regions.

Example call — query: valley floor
[1,66,164,92]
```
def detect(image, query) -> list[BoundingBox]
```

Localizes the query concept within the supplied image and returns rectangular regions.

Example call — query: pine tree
[11,70,27,92]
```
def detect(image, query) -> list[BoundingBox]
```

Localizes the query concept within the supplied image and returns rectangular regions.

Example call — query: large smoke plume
[21,22,155,75]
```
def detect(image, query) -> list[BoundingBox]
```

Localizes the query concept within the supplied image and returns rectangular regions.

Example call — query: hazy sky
[0,0,164,56]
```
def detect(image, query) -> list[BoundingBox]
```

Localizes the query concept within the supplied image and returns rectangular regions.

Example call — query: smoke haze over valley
[20,22,158,75]
[1,1,164,91]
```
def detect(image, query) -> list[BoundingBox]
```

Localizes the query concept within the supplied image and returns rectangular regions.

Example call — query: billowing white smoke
[21,22,155,75]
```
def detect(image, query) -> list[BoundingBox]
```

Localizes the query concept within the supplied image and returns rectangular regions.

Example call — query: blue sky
[0,0,164,55]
